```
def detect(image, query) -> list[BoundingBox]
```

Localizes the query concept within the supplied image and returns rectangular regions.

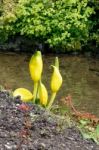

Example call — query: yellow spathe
[29,51,43,82]
[51,66,62,93]
[13,88,33,102]
[39,82,48,106]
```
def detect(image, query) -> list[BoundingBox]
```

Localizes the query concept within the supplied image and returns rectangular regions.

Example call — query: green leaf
[79,119,88,126]
[95,125,99,137]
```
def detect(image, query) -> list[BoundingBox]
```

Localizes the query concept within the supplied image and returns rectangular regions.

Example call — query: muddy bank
[0,91,99,150]
[0,36,47,53]
[0,36,99,57]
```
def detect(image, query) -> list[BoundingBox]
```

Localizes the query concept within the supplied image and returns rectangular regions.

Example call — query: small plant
[61,95,99,144]
[13,50,62,110]
[78,120,99,144]
[47,65,62,110]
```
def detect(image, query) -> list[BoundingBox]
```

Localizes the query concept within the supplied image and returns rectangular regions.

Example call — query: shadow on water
[0,52,99,116]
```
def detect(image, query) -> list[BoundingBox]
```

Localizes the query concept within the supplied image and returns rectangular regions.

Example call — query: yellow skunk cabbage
[47,58,62,110]
[51,66,62,93]
[13,88,33,102]
[39,82,48,106]
[29,51,43,82]
[29,51,43,102]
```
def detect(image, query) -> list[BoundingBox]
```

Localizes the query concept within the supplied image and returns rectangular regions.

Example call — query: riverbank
[0,91,99,150]
[0,35,99,58]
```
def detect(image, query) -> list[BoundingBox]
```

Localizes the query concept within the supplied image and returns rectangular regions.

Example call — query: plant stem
[47,92,56,110]
[36,81,40,99]
[33,82,38,102]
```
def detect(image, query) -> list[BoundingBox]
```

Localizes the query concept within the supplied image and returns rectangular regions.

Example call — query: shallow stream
[0,52,99,116]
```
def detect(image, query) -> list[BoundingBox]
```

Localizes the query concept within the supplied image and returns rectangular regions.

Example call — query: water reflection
[0,53,99,116]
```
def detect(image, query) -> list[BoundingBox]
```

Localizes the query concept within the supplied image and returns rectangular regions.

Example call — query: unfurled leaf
[13,88,33,102]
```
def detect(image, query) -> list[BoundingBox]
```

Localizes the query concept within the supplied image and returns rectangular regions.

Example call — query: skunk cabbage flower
[51,66,62,93]
[29,51,43,82]
[39,82,48,106]
[13,88,33,102]
[47,59,62,110]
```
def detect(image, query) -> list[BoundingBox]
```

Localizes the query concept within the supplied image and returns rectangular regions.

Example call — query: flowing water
[0,52,99,116]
